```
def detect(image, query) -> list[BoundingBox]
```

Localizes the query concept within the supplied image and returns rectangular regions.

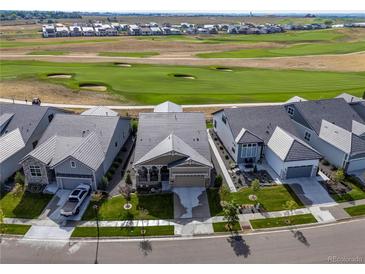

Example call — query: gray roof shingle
[291,98,364,134]
[134,112,211,166]
[222,105,300,144]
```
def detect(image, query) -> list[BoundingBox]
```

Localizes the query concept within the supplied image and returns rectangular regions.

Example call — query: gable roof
[134,112,211,167]
[135,133,212,167]
[352,120,365,137]
[25,132,105,170]
[268,127,321,162]
[154,101,183,113]
[319,120,365,154]
[291,98,364,134]
[221,105,300,144]
[351,101,365,122]
[234,128,263,144]
[336,93,364,104]
[285,96,307,104]
[0,129,26,163]
[0,103,61,143]
[81,106,118,117]
[38,113,129,154]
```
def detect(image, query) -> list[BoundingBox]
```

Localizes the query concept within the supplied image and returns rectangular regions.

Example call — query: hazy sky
[1,0,364,12]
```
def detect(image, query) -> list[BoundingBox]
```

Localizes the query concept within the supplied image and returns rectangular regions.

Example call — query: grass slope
[27,50,69,56]
[1,60,364,105]
[82,193,173,221]
[71,225,174,237]
[98,51,159,58]
[0,191,53,219]
[250,214,317,229]
[197,41,365,58]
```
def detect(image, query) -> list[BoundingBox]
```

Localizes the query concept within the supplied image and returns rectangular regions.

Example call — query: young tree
[283,200,297,225]
[100,176,109,191]
[251,179,260,192]
[125,173,132,186]
[334,169,345,183]
[119,184,132,204]
[11,183,24,197]
[222,201,239,231]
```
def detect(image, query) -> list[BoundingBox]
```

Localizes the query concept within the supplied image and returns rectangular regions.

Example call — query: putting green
[1,60,364,105]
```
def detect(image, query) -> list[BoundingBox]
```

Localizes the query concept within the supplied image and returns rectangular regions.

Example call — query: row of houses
[1,93,365,192]
[42,21,365,38]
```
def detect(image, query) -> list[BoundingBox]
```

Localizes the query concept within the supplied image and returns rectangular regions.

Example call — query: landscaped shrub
[116,157,123,163]
[100,176,109,191]
[225,155,229,160]
[251,179,261,192]
[14,171,25,186]
[112,162,119,169]
[109,166,117,174]
[214,175,223,188]
[219,146,223,150]
[334,169,345,183]
[322,159,330,166]
[330,165,338,171]
[106,171,113,181]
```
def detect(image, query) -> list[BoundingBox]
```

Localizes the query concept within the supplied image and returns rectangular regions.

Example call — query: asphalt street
[1,219,365,263]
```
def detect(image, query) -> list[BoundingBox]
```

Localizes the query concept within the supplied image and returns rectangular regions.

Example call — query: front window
[304,132,311,141]
[29,165,42,177]
[214,120,217,128]
[222,114,227,124]
[70,161,76,168]
[241,143,258,158]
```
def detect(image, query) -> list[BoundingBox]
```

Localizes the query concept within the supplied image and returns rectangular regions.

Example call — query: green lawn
[344,205,365,217]
[250,214,317,229]
[98,51,159,58]
[0,191,53,219]
[207,185,303,216]
[1,60,365,105]
[197,41,365,58]
[213,222,241,233]
[27,50,69,56]
[1,224,31,235]
[82,193,173,221]
[71,225,174,237]
[331,179,365,203]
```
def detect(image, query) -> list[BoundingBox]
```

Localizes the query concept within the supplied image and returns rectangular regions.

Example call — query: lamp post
[93,204,99,264]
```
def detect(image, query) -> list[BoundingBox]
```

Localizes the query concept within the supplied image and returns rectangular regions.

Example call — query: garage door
[172,175,206,187]
[60,178,92,190]
[286,165,313,179]
[348,158,365,172]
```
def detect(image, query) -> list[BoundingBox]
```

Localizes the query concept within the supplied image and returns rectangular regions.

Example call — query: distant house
[82,26,95,36]
[150,27,163,35]
[55,25,69,37]
[69,25,82,36]
[128,25,141,36]
[42,24,56,38]
[21,114,131,190]
[133,102,212,189]
[140,27,152,36]
[0,103,64,184]
[284,98,365,173]
[213,105,321,179]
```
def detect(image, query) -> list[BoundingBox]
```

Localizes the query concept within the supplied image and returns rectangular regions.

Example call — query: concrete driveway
[172,187,211,219]
[284,177,336,207]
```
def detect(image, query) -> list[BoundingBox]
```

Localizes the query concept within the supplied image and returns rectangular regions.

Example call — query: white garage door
[348,158,365,172]
[60,178,93,190]
[172,175,206,187]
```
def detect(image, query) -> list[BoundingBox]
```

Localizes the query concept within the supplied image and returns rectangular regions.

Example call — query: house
[133,102,212,189]
[150,27,163,35]
[55,25,69,37]
[42,24,56,38]
[81,106,118,117]
[128,25,141,35]
[82,26,95,36]
[284,98,365,173]
[21,114,131,190]
[69,25,82,36]
[140,27,152,36]
[0,103,63,184]
[213,105,321,179]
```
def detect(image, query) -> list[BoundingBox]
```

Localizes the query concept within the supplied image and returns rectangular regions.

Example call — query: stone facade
[22,157,49,185]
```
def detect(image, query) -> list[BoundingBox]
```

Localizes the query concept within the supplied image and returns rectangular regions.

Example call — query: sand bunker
[215,67,233,72]
[115,63,132,67]
[79,84,107,91]
[172,74,196,79]
[47,73,72,79]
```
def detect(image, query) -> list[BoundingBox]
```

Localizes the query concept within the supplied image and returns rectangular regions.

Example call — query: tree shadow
[290,228,310,247]
[226,232,251,258]
[139,239,153,256]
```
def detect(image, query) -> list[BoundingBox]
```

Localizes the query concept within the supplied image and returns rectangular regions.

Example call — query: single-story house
[212,105,322,179]
[285,98,365,173]
[0,103,64,184]
[21,113,131,190]
[133,102,212,189]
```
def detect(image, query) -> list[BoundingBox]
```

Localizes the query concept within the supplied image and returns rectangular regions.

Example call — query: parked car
[60,184,91,216]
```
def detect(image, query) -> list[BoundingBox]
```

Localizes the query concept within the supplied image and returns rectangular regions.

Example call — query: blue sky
[1,0,364,12]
